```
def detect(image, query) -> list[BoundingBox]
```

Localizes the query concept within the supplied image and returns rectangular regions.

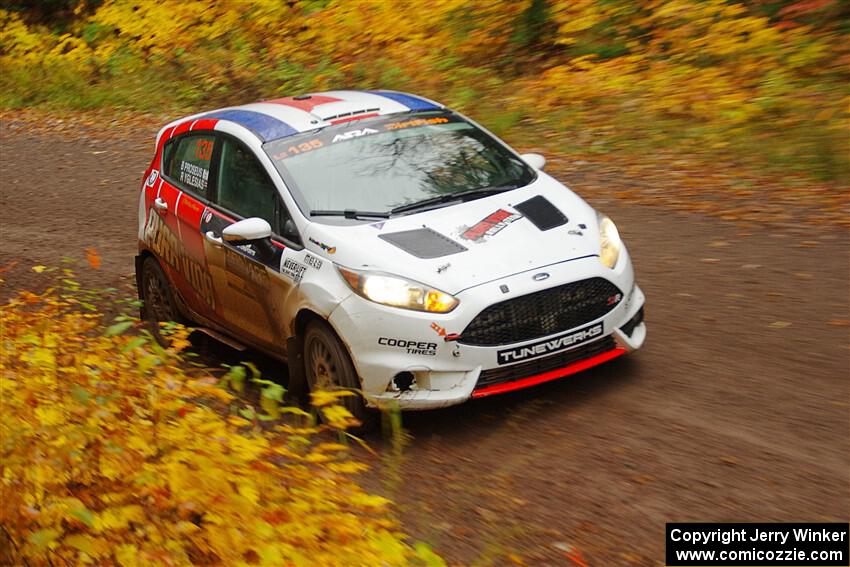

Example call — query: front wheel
[303,320,373,428]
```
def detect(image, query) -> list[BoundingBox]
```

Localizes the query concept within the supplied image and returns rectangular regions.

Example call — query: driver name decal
[179,161,209,191]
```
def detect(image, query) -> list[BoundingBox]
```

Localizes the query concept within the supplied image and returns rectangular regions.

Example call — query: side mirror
[521,153,546,171]
[222,217,272,242]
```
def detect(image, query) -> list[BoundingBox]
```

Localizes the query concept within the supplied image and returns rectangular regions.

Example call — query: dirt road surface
[1,121,848,565]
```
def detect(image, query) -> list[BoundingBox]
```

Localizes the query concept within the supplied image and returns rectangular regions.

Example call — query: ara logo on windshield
[332,128,378,143]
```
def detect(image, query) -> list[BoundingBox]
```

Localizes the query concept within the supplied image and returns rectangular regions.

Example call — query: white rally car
[135,90,646,421]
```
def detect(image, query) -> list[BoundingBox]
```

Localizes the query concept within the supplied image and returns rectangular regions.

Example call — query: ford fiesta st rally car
[136,90,646,421]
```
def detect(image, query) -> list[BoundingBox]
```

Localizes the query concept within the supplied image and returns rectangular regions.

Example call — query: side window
[218,138,278,228]
[164,134,215,198]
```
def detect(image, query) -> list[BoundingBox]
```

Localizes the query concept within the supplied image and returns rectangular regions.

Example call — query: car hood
[303,172,601,295]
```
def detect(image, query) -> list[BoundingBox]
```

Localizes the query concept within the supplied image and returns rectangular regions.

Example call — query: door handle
[154,197,168,214]
[205,231,222,246]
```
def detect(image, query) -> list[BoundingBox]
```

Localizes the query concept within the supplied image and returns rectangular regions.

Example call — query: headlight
[598,214,621,269]
[337,266,459,313]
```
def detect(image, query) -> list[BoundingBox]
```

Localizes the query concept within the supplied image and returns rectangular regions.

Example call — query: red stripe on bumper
[471,347,627,399]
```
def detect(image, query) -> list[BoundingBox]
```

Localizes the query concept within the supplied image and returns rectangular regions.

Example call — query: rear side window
[164,134,215,198]
[217,138,277,228]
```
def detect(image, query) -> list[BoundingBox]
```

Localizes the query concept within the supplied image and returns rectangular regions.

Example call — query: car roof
[158,90,444,145]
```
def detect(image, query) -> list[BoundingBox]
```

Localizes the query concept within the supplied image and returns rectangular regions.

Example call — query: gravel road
[1,122,847,565]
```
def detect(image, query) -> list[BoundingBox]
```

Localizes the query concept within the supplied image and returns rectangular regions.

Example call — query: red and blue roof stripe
[368,90,439,111]
[203,108,299,142]
[195,91,440,143]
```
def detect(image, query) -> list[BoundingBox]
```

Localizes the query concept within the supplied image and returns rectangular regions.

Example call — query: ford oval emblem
[532,272,550,281]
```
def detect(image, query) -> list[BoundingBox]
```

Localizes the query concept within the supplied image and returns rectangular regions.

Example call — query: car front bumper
[328,253,646,410]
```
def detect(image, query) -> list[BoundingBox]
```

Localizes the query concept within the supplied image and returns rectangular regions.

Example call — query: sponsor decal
[304,254,323,269]
[371,221,386,230]
[385,116,449,131]
[181,198,202,213]
[568,229,583,236]
[145,170,159,187]
[499,284,510,294]
[332,127,378,143]
[436,262,450,274]
[308,237,336,254]
[225,246,270,287]
[607,293,622,306]
[144,209,214,307]
[237,244,257,257]
[378,337,437,356]
[497,322,603,365]
[281,257,306,283]
[430,322,447,337]
[462,209,522,242]
[532,272,549,281]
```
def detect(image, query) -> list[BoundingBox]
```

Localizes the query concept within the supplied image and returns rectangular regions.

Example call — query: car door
[143,131,219,321]
[201,135,304,351]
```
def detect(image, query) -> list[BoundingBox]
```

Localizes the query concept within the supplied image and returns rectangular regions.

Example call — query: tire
[139,256,185,344]
[303,320,374,429]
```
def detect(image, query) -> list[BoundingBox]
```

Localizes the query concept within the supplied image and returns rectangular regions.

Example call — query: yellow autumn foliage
[0,0,847,180]
[0,285,444,566]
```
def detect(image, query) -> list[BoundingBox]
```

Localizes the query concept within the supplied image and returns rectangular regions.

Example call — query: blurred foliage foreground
[0,279,444,566]
[1,0,848,184]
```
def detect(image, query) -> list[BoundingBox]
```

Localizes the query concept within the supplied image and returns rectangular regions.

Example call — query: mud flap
[134,255,146,319]
[286,334,307,404]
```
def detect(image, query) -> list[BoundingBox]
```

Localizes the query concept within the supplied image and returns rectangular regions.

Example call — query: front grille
[476,335,617,389]
[459,277,623,347]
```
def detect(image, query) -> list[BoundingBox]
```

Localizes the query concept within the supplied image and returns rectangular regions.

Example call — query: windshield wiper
[390,185,517,216]
[310,209,390,220]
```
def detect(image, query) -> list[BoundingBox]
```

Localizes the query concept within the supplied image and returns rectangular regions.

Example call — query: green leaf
[71,384,91,405]
[260,383,286,403]
[70,507,95,527]
[279,407,312,418]
[105,321,133,337]
[238,406,256,420]
[122,336,147,352]
[225,365,247,393]
[260,395,281,419]
[244,361,261,380]
[414,542,448,566]
[28,528,62,549]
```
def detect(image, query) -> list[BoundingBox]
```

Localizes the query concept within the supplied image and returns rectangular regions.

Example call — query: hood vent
[379,228,467,259]
[514,195,568,231]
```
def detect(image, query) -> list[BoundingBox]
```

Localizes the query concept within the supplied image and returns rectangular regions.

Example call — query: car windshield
[264,111,535,218]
